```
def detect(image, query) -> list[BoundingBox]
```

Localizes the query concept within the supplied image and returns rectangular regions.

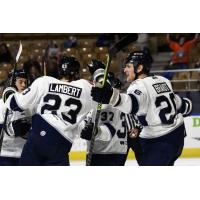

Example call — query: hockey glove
[182,98,193,117]
[177,97,193,117]
[91,82,113,104]
[91,84,120,106]
[11,118,31,137]
[93,69,112,87]
[80,121,94,141]
[2,87,17,103]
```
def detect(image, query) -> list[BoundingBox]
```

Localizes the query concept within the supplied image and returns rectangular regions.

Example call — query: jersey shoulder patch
[22,87,31,95]
[134,89,142,95]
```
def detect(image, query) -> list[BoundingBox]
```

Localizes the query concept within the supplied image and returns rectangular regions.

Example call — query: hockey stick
[42,53,47,76]
[86,34,138,166]
[43,61,47,76]
[0,41,23,152]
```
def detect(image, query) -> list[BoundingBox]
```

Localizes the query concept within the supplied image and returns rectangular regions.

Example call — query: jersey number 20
[155,93,176,124]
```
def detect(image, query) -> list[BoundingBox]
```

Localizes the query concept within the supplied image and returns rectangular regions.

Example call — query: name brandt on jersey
[153,82,171,94]
[49,83,82,98]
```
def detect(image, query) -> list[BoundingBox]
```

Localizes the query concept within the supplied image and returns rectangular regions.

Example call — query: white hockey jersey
[81,105,128,154]
[6,76,96,143]
[116,75,184,138]
[0,99,32,158]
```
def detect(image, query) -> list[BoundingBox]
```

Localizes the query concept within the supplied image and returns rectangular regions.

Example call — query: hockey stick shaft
[86,34,138,166]
[0,41,22,152]
[43,61,47,76]
[10,41,22,86]
[86,55,111,166]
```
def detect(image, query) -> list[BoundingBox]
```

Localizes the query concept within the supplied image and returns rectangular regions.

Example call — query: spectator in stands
[43,41,61,78]
[46,56,59,78]
[64,36,78,48]
[45,40,61,60]
[0,43,12,63]
[96,33,116,47]
[194,58,200,69]
[135,33,149,50]
[96,34,137,52]
[166,33,199,70]
[23,59,41,84]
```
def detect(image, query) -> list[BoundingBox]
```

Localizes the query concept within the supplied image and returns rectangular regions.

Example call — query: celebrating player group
[0,34,192,166]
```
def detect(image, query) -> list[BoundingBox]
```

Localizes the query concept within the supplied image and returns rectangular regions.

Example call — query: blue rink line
[191,114,200,116]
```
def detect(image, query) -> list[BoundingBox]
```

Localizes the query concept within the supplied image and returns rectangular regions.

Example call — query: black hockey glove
[12,118,31,137]
[91,82,113,104]
[80,121,94,141]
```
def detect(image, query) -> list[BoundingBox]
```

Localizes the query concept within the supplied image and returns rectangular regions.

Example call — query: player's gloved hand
[80,121,94,141]
[93,68,112,87]
[182,97,193,117]
[91,68,121,105]
[91,84,121,106]
[91,82,113,104]
[2,87,17,103]
[11,118,31,137]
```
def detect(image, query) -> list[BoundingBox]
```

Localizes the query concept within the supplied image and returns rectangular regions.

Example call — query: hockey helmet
[58,56,80,79]
[8,68,28,80]
[87,59,106,75]
[124,50,153,75]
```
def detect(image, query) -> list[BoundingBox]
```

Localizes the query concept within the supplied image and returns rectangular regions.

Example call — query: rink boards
[69,116,200,160]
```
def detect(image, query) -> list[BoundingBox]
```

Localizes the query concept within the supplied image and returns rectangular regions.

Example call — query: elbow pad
[2,87,17,103]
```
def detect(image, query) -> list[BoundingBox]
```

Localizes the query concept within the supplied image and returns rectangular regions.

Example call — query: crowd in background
[0,33,199,97]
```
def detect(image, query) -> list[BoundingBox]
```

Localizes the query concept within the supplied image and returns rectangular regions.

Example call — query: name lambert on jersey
[153,82,171,94]
[49,83,82,98]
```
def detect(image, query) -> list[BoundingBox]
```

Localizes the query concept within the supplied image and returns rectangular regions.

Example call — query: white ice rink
[71,158,200,166]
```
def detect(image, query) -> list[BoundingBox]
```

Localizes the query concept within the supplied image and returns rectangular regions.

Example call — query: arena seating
[0,33,199,96]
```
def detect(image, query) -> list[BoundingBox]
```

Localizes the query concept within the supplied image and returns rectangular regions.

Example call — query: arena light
[82,68,87,73]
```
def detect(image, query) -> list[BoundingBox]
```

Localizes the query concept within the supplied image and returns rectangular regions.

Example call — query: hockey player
[0,69,32,165]
[80,60,141,166]
[5,56,96,166]
[80,60,127,165]
[91,50,192,166]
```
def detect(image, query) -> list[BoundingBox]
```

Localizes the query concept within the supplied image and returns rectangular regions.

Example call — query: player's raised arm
[91,51,152,115]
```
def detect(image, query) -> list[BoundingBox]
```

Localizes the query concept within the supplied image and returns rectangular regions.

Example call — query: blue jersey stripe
[10,96,24,112]
[128,94,139,114]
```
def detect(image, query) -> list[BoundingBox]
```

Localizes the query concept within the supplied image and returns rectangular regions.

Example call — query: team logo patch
[22,87,31,95]
[40,131,46,136]
[134,89,142,95]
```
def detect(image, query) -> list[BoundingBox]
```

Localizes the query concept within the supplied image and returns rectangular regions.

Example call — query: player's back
[128,75,184,138]
[14,76,95,142]
[90,105,127,154]
[82,105,128,166]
